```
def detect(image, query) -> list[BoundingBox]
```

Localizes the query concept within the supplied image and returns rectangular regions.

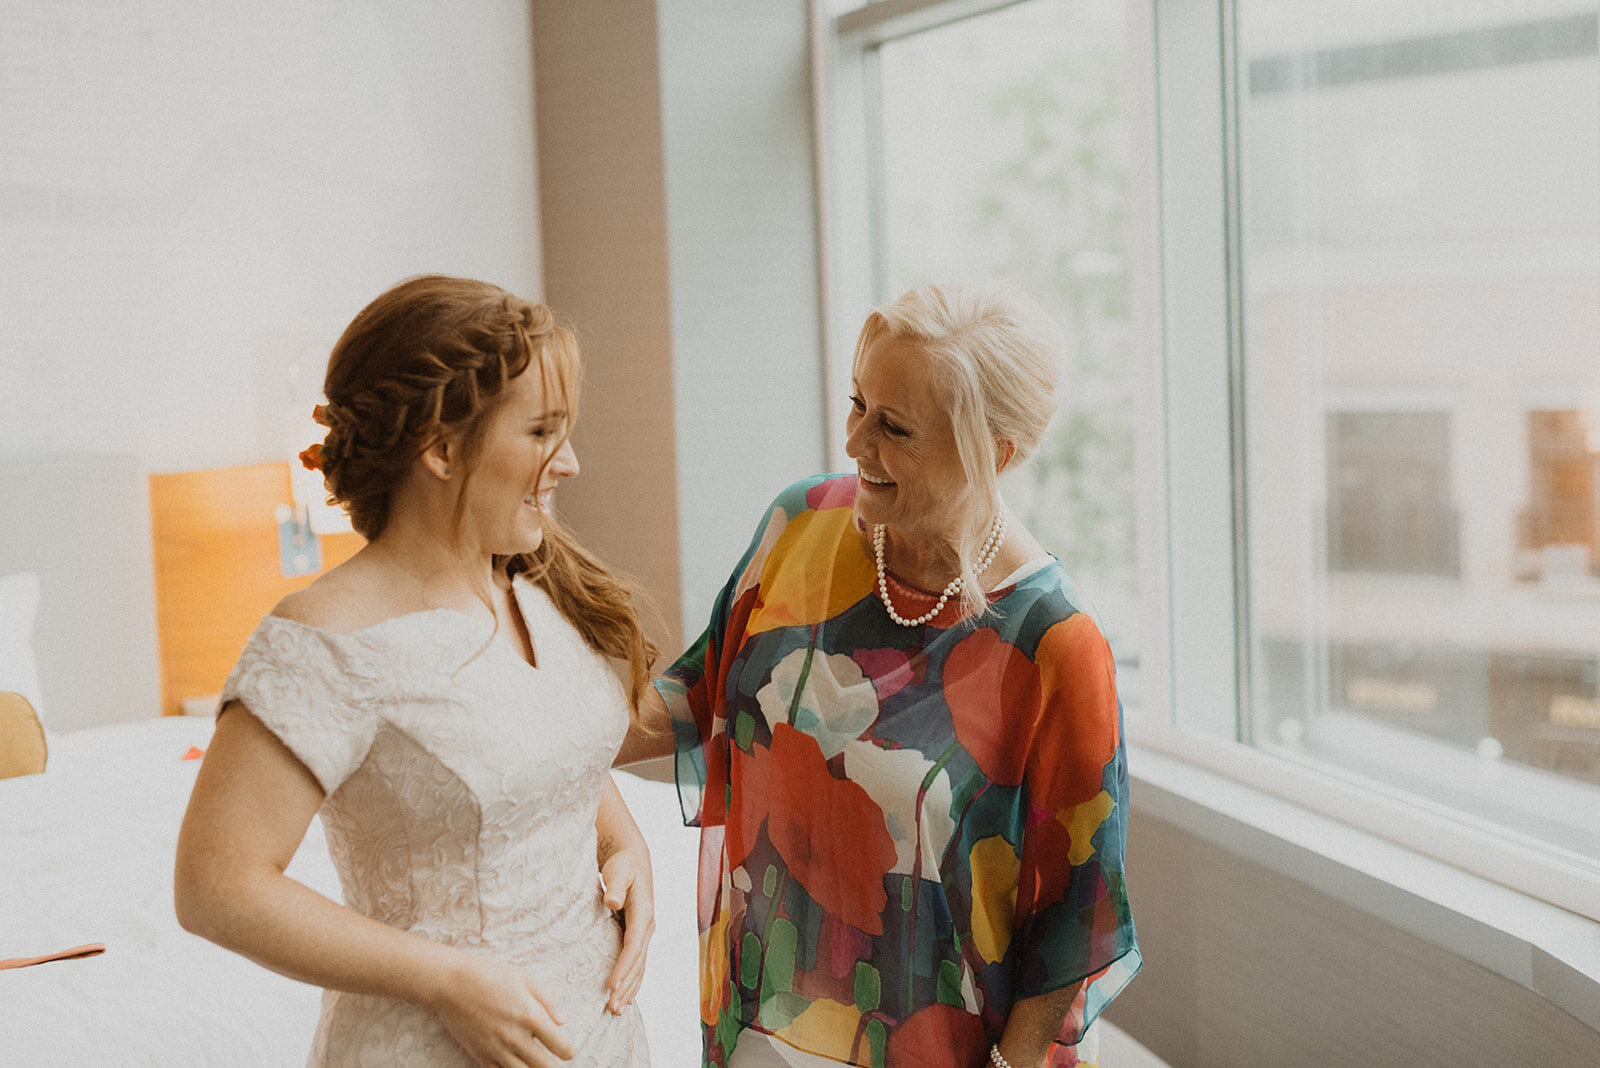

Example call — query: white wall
[0,0,542,474]
[656,0,830,635]
[1108,798,1600,1065]
[529,0,830,650]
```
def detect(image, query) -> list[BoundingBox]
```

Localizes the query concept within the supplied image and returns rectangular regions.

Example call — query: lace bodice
[222,575,648,1067]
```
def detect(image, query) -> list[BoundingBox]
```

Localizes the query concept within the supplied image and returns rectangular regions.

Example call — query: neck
[877,526,962,591]
[877,508,1006,591]
[359,505,502,612]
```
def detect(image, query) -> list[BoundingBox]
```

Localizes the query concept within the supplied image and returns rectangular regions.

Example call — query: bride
[176,274,658,1067]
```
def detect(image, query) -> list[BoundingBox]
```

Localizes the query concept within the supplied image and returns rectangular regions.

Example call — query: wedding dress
[222,574,649,1066]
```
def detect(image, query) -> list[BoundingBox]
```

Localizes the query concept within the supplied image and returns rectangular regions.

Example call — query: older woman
[622,283,1140,1068]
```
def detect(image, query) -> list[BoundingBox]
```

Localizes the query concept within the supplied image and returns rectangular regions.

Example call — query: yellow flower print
[747,508,874,634]
[772,997,863,1062]
[968,835,1020,965]
[733,505,790,604]
[699,907,731,1027]
[1061,790,1116,866]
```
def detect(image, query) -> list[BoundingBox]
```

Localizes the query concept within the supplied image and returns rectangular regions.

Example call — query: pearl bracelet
[989,1044,1014,1068]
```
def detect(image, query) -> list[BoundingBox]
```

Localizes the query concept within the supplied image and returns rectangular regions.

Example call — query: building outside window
[1240,0,1600,825]
[1519,408,1600,583]
[1324,409,1458,576]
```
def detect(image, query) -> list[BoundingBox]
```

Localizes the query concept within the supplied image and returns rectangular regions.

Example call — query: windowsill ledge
[1128,742,1600,1034]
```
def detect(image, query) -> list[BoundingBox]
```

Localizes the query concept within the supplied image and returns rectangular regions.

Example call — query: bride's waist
[371,893,614,947]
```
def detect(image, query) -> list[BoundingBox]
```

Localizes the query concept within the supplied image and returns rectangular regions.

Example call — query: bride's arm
[595,772,655,1013]
[615,684,675,766]
[176,705,577,1067]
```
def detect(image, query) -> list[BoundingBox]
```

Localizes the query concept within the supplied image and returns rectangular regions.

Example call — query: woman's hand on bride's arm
[596,773,655,1014]
[425,953,575,1068]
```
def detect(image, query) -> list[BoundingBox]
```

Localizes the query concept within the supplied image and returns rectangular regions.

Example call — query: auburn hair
[313,274,659,707]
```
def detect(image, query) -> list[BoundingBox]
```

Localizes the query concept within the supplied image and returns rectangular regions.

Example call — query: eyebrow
[850,381,912,422]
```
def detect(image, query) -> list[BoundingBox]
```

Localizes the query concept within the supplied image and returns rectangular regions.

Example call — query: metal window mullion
[1220,0,1253,744]
[1154,0,1245,737]
[809,0,847,471]
[817,6,880,472]
[862,44,890,304]
[837,0,1029,47]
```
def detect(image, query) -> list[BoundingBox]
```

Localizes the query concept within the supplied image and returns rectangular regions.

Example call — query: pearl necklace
[873,513,1007,627]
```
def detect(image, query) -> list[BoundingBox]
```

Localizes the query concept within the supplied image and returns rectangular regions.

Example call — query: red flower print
[1030,614,1119,813]
[851,647,916,701]
[805,476,856,511]
[730,723,897,935]
[1018,808,1074,910]
[885,1001,987,1068]
[943,628,1041,786]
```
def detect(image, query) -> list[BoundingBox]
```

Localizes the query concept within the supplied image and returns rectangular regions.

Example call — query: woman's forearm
[173,705,465,1015]
[595,771,647,864]
[614,683,675,766]
[993,982,1083,1067]
[178,862,463,1011]
[593,771,655,1012]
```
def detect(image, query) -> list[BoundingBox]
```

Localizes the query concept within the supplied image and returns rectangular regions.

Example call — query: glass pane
[873,0,1140,710]
[1239,1,1600,854]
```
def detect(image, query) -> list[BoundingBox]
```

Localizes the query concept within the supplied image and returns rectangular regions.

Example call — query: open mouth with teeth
[523,488,556,515]
[858,470,894,488]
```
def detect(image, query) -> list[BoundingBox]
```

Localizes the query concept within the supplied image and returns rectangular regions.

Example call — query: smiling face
[844,334,974,547]
[459,361,578,556]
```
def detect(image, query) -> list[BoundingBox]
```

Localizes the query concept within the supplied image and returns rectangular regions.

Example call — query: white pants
[725,1031,844,1067]
[724,1017,1100,1067]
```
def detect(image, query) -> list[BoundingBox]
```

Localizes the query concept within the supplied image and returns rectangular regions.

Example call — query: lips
[858,470,894,487]
[524,487,556,514]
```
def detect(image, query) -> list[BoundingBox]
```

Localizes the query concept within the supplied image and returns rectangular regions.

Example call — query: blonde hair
[852,281,1063,617]
[314,274,660,708]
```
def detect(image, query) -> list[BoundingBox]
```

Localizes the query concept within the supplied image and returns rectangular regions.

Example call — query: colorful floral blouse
[657,475,1140,1068]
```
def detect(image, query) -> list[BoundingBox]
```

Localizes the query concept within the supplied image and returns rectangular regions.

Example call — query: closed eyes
[849,394,909,437]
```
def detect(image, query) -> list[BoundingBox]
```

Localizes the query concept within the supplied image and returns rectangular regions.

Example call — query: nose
[844,412,870,461]
[552,436,579,479]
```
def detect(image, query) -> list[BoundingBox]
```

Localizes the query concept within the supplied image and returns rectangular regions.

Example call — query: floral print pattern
[660,475,1140,1067]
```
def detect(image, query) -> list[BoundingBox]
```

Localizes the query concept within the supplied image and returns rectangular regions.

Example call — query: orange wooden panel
[149,463,364,717]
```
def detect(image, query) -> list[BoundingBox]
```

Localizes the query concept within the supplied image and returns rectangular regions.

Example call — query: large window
[826,0,1600,915]
[1239,0,1600,856]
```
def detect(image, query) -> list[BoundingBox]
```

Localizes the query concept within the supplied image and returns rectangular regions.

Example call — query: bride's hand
[600,838,655,1015]
[427,954,575,1067]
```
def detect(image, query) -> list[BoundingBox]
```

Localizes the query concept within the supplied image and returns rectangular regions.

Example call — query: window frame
[815,0,1600,923]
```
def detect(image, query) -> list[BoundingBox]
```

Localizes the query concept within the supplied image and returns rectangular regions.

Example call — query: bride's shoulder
[269,554,400,636]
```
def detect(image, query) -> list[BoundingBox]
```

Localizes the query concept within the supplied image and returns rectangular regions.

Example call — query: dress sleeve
[655,477,823,827]
[1012,611,1141,1042]
[220,618,379,797]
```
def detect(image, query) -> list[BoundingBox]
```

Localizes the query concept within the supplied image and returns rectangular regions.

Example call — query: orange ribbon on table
[0,943,107,969]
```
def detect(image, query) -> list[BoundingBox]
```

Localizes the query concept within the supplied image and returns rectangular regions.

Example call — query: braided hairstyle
[312,274,660,708]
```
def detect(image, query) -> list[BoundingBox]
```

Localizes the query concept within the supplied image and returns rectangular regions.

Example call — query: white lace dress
[221,575,649,1067]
